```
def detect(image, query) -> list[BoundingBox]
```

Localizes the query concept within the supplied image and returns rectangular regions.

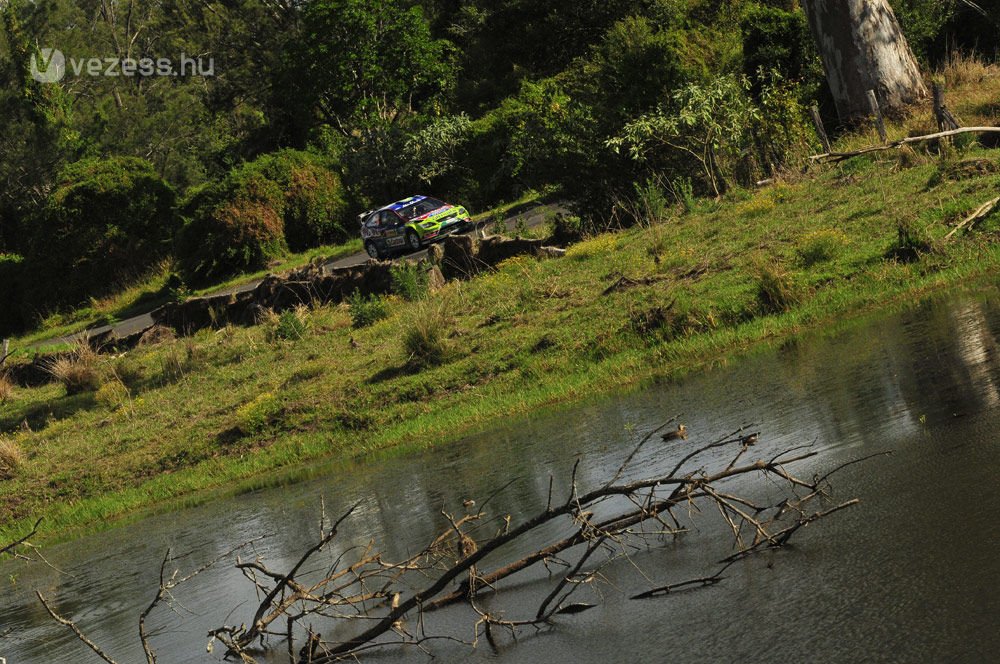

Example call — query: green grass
[10,188,551,355]
[8,240,364,356]
[4,72,1000,546]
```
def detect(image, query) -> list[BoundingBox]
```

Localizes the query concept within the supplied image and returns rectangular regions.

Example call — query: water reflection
[3,287,1000,663]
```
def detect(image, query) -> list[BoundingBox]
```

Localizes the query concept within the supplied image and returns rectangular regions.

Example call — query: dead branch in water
[205,425,874,663]
[35,538,261,664]
[0,517,42,559]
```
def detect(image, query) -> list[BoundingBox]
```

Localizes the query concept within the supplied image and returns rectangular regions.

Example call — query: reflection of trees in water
[745,294,1000,454]
[894,298,1000,422]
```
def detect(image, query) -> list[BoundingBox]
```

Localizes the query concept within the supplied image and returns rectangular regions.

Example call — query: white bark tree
[803,0,927,123]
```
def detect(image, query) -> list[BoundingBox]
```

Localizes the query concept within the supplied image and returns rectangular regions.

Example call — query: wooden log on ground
[809,127,1000,163]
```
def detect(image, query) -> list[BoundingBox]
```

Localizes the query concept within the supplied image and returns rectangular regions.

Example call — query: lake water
[3,286,1000,663]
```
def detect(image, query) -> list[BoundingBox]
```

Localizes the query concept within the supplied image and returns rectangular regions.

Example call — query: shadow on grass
[1,392,97,433]
[368,362,423,384]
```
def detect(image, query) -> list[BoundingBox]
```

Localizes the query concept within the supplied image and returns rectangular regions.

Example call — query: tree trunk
[803,0,927,123]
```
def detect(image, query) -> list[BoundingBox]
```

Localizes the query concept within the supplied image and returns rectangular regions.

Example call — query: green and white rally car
[360,196,473,259]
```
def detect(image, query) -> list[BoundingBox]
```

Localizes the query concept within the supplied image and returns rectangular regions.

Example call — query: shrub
[0,436,24,479]
[628,178,672,226]
[349,290,389,328]
[47,342,101,395]
[0,373,14,403]
[95,378,131,412]
[246,150,350,251]
[391,262,429,301]
[670,177,697,214]
[403,303,451,368]
[754,261,801,314]
[236,392,283,435]
[177,173,288,285]
[798,229,848,267]
[887,219,934,262]
[271,307,311,341]
[548,213,585,245]
[26,157,178,307]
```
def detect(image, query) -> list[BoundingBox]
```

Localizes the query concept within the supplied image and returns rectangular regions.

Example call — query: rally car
[360,196,473,259]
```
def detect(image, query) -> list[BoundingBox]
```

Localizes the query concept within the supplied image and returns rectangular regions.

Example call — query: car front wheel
[406,230,422,251]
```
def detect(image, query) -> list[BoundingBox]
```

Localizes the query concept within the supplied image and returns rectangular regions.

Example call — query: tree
[24,157,178,308]
[803,0,927,123]
[294,0,453,133]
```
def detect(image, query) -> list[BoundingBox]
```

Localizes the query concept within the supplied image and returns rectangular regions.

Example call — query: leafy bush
[245,150,349,251]
[177,172,288,285]
[236,392,283,435]
[548,213,585,245]
[271,307,311,341]
[611,71,813,199]
[670,177,698,214]
[611,76,760,197]
[26,157,178,307]
[349,290,389,328]
[628,178,672,226]
[741,6,815,96]
[798,229,848,267]
[391,262,430,301]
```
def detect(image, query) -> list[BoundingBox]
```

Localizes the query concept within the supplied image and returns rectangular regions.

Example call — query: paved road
[34,201,563,348]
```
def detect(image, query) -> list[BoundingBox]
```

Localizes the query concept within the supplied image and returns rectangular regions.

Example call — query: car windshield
[397,198,446,221]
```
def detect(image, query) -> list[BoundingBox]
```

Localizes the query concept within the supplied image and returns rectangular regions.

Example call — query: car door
[381,211,407,248]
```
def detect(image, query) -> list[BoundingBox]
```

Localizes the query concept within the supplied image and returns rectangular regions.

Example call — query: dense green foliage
[0,0,994,334]
[175,149,349,285]
[177,169,289,285]
[24,157,177,310]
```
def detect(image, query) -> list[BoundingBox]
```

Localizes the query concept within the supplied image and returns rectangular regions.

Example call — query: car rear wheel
[365,241,382,260]
[406,230,422,251]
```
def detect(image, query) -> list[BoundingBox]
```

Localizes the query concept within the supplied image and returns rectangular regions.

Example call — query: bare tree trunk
[803,0,927,123]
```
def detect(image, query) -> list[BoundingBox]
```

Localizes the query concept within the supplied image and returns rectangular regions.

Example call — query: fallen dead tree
[944,196,1000,241]
[197,424,879,663]
[809,126,1000,164]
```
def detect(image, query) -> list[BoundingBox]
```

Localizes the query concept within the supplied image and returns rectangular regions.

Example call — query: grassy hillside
[2,64,1000,544]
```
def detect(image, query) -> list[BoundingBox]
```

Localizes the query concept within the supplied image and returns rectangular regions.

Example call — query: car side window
[382,211,401,227]
[364,213,379,229]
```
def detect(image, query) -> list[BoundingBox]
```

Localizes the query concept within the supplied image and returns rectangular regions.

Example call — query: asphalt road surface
[34,201,564,348]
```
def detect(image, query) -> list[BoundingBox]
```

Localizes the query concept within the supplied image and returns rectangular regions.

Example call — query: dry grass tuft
[0,373,14,403]
[0,436,24,479]
[941,51,997,89]
[47,340,101,395]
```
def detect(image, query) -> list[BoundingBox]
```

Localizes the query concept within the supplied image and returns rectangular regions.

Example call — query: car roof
[383,195,428,212]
